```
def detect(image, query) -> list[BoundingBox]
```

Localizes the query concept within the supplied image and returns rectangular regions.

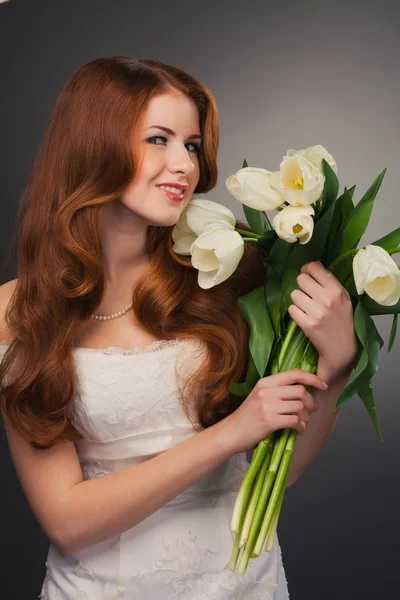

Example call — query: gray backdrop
[1,0,399,598]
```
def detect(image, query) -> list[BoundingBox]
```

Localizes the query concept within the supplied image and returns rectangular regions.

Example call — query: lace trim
[130,529,278,599]
[72,338,182,356]
[1,338,184,357]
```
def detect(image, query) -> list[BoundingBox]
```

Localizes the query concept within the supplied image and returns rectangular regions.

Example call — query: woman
[0,57,358,599]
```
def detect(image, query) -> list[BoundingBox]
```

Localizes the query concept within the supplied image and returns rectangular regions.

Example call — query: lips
[157,186,186,201]
[156,183,188,191]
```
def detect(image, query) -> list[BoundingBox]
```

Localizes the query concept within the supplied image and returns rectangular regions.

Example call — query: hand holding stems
[219,368,326,458]
[217,365,327,573]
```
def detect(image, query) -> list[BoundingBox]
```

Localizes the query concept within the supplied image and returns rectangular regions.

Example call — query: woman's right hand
[218,369,328,455]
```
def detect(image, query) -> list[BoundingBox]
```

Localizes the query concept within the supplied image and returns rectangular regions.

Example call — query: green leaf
[346,184,356,200]
[325,169,387,265]
[229,352,260,398]
[243,204,265,236]
[358,383,384,442]
[360,294,400,316]
[327,187,355,253]
[319,159,339,217]
[265,239,293,340]
[257,230,277,259]
[335,301,384,439]
[237,284,275,377]
[388,313,398,353]
[228,381,254,398]
[372,227,400,251]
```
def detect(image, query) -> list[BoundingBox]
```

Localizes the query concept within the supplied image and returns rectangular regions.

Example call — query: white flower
[285,144,338,176]
[353,245,400,306]
[226,167,284,211]
[272,205,315,245]
[190,224,244,289]
[172,199,236,255]
[268,156,324,207]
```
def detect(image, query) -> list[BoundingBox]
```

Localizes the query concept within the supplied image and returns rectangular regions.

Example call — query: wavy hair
[0,56,266,449]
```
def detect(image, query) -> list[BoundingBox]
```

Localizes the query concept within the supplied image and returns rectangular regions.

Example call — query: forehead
[141,91,200,132]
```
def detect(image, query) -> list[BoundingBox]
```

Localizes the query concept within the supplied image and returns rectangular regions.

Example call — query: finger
[259,368,328,391]
[290,287,320,315]
[276,400,308,416]
[279,386,318,411]
[295,272,325,303]
[287,304,311,333]
[278,415,307,435]
[301,261,340,291]
[271,385,317,409]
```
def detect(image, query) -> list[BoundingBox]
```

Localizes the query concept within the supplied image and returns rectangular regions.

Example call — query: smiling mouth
[156,186,186,201]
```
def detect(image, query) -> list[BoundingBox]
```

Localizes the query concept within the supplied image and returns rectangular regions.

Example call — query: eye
[146,135,168,145]
[186,142,201,154]
[146,136,201,154]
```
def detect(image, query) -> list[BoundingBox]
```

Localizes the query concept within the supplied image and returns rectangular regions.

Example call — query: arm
[286,359,353,486]
[2,411,233,556]
[286,260,359,486]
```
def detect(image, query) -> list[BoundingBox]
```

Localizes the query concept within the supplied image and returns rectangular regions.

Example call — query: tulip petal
[197,269,220,289]
[186,200,236,235]
[190,227,244,289]
[272,205,314,245]
[269,157,325,207]
[226,167,283,211]
[172,233,197,255]
[353,245,400,305]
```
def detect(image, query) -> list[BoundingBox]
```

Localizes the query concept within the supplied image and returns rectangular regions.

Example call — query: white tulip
[190,225,244,289]
[171,223,197,255]
[353,245,400,306]
[269,156,325,207]
[226,167,284,211]
[172,199,235,255]
[272,205,315,245]
[285,145,338,176]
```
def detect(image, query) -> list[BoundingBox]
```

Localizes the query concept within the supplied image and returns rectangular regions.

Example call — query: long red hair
[0,56,266,449]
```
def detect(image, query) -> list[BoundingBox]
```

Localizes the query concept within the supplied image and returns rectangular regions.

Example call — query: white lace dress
[0,339,290,600]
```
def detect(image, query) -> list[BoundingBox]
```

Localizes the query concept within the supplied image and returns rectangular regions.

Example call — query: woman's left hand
[288,261,359,376]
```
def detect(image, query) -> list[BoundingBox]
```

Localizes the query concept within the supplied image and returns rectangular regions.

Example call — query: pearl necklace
[91,301,133,321]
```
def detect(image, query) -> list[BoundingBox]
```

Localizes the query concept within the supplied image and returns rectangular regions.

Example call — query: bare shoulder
[0,279,18,342]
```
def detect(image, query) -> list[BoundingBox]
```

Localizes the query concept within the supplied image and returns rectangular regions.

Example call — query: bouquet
[172,144,400,574]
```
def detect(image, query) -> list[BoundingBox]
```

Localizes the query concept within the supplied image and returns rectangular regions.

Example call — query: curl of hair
[0,56,266,449]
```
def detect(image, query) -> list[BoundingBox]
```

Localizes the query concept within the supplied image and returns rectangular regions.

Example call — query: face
[120,90,201,227]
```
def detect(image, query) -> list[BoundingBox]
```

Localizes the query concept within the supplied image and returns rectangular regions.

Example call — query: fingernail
[321,381,329,389]
[315,403,319,411]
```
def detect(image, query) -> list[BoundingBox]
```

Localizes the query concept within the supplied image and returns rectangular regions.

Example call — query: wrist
[317,356,354,385]
[209,415,237,459]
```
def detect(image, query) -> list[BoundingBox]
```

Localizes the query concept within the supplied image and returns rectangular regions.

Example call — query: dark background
[1,0,399,598]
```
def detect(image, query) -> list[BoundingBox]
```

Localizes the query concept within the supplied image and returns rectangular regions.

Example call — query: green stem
[265,460,290,552]
[237,429,290,574]
[328,246,400,273]
[235,227,261,239]
[278,320,299,370]
[239,444,272,548]
[226,529,244,572]
[252,430,296,556]
[242,237,259,243]
[263,213,273,231]
[230,439,269,532]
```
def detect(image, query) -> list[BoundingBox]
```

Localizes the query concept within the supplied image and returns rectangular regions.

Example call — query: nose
[168,141,197,175]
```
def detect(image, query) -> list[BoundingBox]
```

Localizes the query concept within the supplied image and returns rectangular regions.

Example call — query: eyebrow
[144,125,202,140]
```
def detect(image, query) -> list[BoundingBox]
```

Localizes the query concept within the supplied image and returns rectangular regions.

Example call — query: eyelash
[146,135,201,154]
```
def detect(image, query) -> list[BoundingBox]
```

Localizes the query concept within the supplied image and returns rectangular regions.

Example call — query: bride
[0,56,357,599]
